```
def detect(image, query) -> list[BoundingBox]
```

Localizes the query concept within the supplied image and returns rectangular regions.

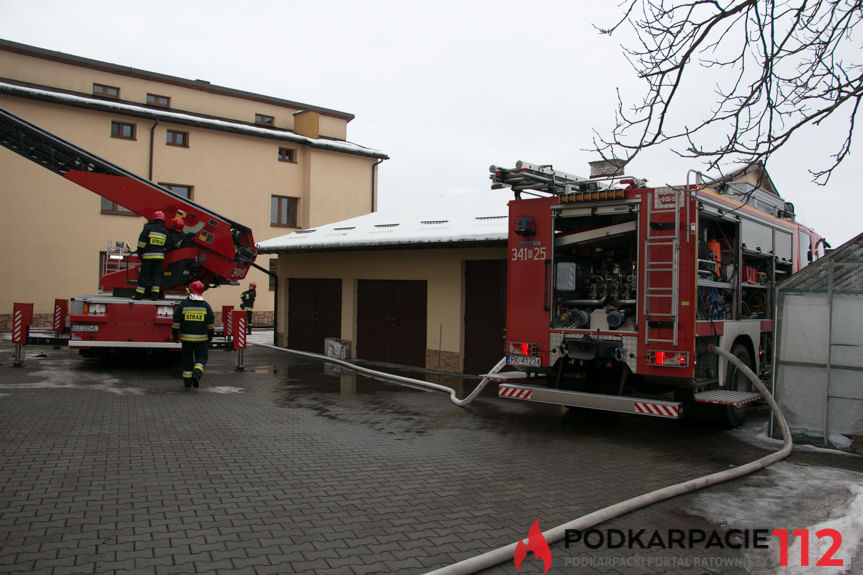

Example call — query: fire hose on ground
[255,342,792,575]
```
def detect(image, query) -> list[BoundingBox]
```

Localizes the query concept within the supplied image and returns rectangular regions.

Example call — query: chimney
[589,159,626,178]
[293,110,320,139]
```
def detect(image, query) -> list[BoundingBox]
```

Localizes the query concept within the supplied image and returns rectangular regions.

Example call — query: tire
[721,343,753,428]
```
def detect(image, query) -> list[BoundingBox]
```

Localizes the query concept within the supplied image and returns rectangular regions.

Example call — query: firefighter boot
[193,366,203,388]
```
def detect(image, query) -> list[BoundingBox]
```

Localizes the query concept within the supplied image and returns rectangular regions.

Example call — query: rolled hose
[254,342,791,574]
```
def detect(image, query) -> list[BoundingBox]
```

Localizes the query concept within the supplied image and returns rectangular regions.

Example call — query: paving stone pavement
[1,337,860,574]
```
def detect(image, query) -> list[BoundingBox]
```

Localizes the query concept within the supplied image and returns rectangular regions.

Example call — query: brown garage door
[287,278,341,353]
[464,260,507,374]
[357,280,427,367]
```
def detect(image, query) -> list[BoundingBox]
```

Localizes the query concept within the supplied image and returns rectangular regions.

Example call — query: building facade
[0,39,387,328]
[258,204,509,374]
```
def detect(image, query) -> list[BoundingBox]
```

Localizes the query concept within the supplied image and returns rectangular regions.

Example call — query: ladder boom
[0,106,255,285]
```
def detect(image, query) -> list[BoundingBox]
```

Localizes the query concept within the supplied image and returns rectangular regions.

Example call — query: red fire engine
[0,106,256,353]
[491,161,824,426]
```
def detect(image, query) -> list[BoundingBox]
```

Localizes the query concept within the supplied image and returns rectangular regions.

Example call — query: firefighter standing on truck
[134,210,169,300]
[172,280,215,389]
[240,282,256,334]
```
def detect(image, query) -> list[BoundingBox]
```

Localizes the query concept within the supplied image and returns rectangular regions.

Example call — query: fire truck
[0,106,256,353]
[490,161,824,427]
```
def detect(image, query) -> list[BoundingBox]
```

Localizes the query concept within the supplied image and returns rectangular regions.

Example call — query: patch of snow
[690,461,863,574]
[204,386,245,394]
[257,191,511,252]
[0,81,386,159]
[2,374,145,396]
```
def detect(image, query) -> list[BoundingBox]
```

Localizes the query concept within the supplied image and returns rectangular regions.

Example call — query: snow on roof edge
[0,81,388,159]
[257,203,510,253]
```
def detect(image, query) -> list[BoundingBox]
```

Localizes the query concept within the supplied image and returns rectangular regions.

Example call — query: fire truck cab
[491,161,823,427]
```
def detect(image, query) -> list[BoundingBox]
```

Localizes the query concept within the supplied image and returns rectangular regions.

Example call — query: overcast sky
[2,0,860,247]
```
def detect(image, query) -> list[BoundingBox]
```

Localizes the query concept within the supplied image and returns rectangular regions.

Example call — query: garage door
[357,280,427,367]
[464,260,507,374]
[288,278,341,353]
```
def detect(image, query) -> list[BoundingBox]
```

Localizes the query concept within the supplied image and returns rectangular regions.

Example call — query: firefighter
[171,280,214,389]
[134,210,169,300]
[167,216,188,250]
[240,282,256,334]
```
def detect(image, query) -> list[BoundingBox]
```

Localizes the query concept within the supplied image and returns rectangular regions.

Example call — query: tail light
[647,350,689,367]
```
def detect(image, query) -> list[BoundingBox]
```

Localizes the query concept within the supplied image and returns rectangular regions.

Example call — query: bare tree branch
[594,0,863,184]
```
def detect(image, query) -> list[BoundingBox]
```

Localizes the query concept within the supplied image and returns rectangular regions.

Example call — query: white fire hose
[255,342,791,575]
[254,343,506,406]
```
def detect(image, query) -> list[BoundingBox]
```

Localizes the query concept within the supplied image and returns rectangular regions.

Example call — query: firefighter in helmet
[171,280,215,389]
[240,282,256,334]
[134,210,169,300]
[167,216,188,250]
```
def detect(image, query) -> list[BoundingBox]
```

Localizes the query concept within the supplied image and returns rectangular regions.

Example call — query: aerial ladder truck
[490,160,824,427]
[0,106,256,353]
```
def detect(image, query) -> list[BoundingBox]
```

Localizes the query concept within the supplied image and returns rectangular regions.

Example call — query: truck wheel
[722,343,753,428]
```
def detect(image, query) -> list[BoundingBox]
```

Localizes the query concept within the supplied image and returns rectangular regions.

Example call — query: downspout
[148,117,159,179]
[371,158,384,213]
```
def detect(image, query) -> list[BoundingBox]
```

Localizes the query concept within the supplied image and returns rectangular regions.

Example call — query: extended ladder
[490,161,595,196]
[643,187,684,346]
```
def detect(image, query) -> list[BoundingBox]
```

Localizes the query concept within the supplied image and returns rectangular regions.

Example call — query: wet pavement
[1,336,860,574]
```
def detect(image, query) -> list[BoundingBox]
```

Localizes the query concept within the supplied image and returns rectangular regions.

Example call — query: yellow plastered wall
[0,46,382,324]
[0,49,351,138]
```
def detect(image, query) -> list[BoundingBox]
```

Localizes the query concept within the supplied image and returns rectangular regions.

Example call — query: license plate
[72,324,99,333]
[508,354,541,368]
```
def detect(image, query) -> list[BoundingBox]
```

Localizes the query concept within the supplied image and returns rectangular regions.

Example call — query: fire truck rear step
[497,383,682,419]
[693,390,761,406]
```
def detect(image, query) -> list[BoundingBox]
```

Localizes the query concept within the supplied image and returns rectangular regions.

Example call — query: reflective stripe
[141,253,165,260]
[180,334,208,342]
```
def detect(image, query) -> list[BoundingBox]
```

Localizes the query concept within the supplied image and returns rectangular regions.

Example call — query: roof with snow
[257,193,510,253]
[0,81,388,160]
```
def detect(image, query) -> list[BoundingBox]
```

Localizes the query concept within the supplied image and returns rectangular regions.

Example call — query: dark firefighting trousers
[136,258,164,297]
[181,340,209,387]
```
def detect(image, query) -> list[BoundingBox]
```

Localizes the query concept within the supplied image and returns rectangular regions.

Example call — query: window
[160,183,193,200]
[278,147,295,163]
[166,130,189,147]
[100,197,134,215]
[110,121,136,140]
[93,83,120,98]
[146,93,171,107]
[271,195,298,227]
[799,231,812,268]
[255,113,274,126]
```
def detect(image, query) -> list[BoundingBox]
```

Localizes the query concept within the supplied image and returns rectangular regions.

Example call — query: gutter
[371,158,385,212]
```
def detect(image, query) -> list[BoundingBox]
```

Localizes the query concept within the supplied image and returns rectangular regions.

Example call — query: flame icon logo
[514,519,552,573]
